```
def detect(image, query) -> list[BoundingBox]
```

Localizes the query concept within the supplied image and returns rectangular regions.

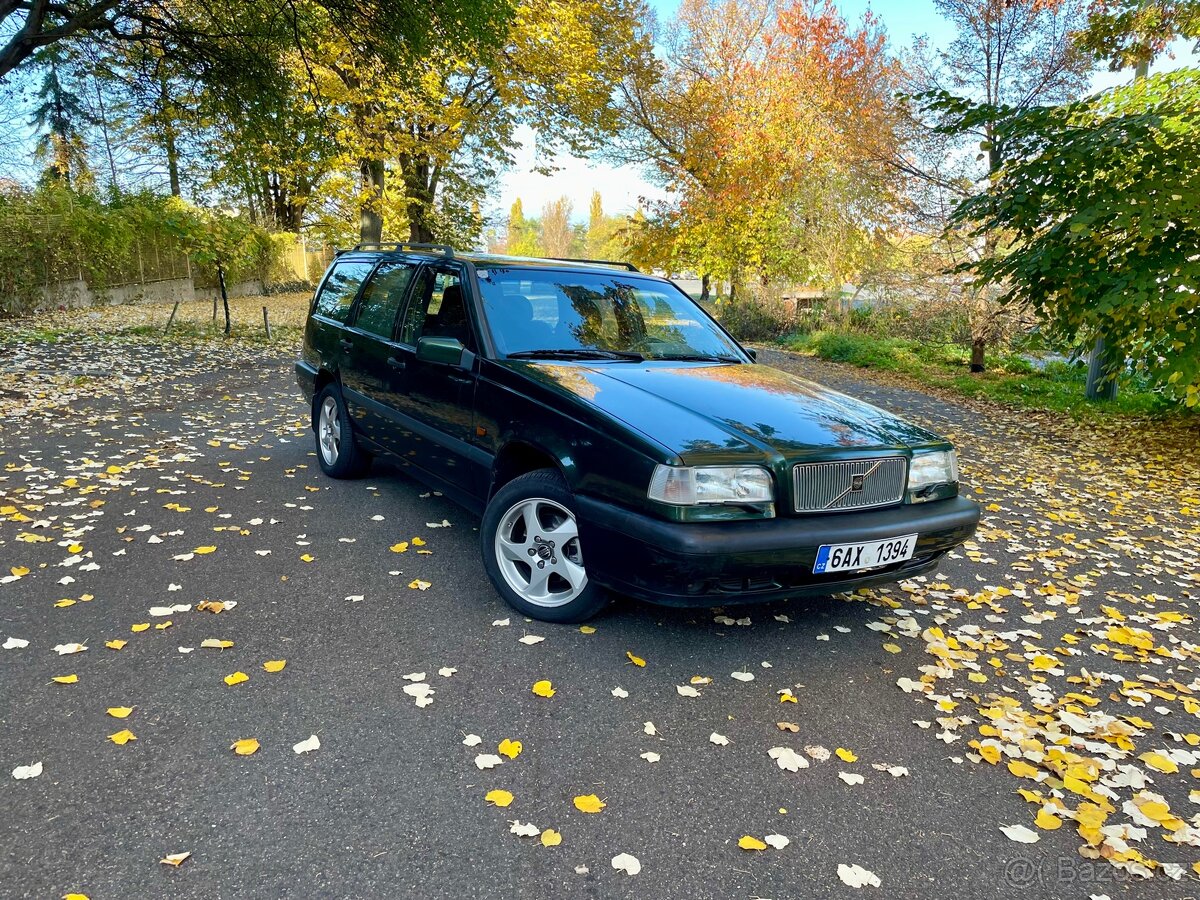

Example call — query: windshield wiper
[655,353,742,363]
[506,349,644,362]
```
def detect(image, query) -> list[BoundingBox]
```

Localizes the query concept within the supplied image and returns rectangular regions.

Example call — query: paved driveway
[2,335,1198,899]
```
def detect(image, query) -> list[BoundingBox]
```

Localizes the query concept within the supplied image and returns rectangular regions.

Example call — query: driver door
[388,265,486,497]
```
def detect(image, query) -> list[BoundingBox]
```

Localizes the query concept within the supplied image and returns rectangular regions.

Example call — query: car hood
[511,361,945,464]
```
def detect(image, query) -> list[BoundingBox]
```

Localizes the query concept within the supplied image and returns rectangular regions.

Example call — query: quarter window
[353,261,416,338]
[313,261,373,323]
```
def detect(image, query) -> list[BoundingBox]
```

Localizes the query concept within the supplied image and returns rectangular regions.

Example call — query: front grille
[792,457,907,513]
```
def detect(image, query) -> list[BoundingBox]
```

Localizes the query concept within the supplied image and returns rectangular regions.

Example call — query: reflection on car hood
[513,361,944,462]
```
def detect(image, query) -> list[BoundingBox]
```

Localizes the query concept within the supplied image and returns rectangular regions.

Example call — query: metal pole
[262,306,272,341]
[164,300,180,334]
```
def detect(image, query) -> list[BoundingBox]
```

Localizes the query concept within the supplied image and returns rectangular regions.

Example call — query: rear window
[314,261,373,323]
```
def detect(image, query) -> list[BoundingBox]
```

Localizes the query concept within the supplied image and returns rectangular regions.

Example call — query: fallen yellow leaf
[498,738,522,759]
[160,852,191,867]
[154,621,171,630]
[531,680,555,698]
[390,542,409,553]
[1035,808,1062,830]
[299,553,314,562]
[835,747,858,763]
[738,835,767,851]
[579,625,596,634]
[108,729,136,745]
[224,671,249,686]
[408,578,431,590]
[1139,751,1179,774]
[52,674,78,684]
[54,598,76,608]
[626,651,646,667]
[194,546,217,555]
[9,566,29,577]
[411,537,426,546]
[105,639,127,650]
[68,544,83,553]
[1008,760,1041,780]
[131,623,150,633]
[485,789,514,807]
[540,828,562,847]
[573,794,605,813]
[978,745,1002,765]
[107,707,134,719]
[231,738,259,755]
[262,660,287,673]
[882,643,901,654]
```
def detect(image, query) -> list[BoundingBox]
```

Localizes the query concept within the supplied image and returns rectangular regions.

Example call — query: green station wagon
[296,244,979,622]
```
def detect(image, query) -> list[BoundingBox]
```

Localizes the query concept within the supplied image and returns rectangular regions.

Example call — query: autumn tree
[294,0,652,245]
[614,0,905,300]
[910,0,1093,371]
[539,197,573,257]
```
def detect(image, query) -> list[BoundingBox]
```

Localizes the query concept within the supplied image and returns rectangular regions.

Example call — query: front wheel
[481,469,608,623]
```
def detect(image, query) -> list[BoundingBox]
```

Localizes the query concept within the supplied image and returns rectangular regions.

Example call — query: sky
[495,0,1198,224]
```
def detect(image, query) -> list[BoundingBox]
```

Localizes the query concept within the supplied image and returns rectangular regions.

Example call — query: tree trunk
[1085,337,1119,401]
[358,158,385,245]
[699,273,711,305]
[969,338,986,373]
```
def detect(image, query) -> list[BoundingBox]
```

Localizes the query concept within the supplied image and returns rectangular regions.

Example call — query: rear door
[304,257,376,384]
[339,259,419,451]
[389,264,487,498]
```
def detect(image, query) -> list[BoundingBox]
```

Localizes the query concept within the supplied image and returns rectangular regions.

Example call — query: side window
[399,269,472,349]
[353,261,416,339]
[314,261,373,323]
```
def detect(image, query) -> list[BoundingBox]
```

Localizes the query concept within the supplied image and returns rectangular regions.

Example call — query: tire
[481,468,608,623]
[313,383,371,479]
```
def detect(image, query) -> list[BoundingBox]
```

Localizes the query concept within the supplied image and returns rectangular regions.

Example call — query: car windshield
[476,267,744,362]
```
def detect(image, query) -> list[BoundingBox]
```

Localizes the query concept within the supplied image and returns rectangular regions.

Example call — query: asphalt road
[2,336,1198,900]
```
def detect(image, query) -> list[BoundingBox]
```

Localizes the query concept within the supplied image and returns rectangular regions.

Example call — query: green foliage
[1076,0,1200,71]
[715,298,796,343]
[931,70,1200,406]
[785,329,1183,418]
[0,185,291,316]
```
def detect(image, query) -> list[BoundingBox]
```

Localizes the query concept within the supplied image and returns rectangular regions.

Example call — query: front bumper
[575,495,979,606]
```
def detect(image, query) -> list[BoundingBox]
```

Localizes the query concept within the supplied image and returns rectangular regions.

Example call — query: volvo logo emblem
[849,473,866,492]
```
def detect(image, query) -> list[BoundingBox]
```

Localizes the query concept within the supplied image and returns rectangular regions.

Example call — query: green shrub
[0,184,295,317]
[716,297,795,343]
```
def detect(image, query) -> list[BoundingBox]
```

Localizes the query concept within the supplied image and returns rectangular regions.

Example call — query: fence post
[262,306,272,341]
[163,300,180,334]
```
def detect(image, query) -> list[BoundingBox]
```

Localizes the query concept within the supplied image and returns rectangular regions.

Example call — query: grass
[0,293,311,350]
[781,330,1187,420]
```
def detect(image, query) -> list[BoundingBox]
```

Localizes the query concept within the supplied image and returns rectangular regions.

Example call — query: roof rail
[548,256,639,272]
[337,242,455,256]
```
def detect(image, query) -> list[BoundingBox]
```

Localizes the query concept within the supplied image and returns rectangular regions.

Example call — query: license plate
[813,534,917,574]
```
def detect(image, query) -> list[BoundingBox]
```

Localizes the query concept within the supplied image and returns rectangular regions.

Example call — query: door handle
[386,356,406,371]
[446,373,473,385]
[339,339,353,351]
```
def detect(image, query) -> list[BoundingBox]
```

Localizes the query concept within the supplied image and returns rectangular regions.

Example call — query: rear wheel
[481,469,608,623]
[314,383,370,478]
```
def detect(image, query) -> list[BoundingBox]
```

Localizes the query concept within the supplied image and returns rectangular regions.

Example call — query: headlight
[648,465,773,506]
[908,450,958,496]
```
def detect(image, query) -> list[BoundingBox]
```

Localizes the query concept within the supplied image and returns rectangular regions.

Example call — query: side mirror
[416,335,469,367]
[745,347,758,362]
